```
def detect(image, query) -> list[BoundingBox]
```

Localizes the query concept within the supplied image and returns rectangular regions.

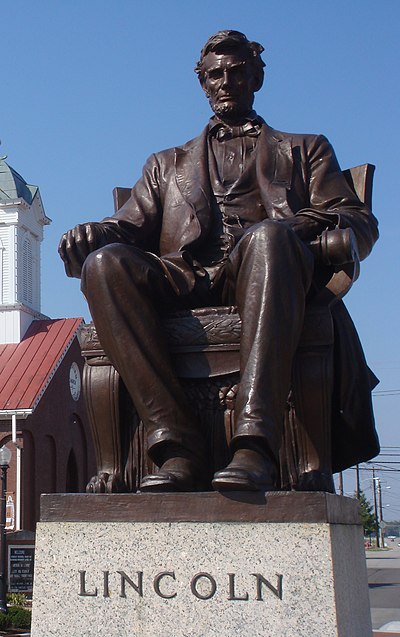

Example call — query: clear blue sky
[2,0,399,515]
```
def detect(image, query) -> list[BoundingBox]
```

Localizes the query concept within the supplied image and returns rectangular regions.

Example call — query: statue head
[195,30,265,123]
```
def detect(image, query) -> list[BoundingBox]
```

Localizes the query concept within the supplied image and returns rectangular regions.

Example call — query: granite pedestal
[31,492,372,637]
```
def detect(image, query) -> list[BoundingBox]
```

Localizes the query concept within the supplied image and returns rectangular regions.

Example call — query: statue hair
[195,30,265,89]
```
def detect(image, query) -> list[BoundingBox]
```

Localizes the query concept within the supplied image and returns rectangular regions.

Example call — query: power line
[348,466,400,473]
[367,460,400,464]
[374,454,400,457]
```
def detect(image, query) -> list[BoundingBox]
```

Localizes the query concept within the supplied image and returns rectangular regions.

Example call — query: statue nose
[221,71,232,87]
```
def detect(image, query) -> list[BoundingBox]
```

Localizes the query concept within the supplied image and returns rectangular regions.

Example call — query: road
[367,543,400,631]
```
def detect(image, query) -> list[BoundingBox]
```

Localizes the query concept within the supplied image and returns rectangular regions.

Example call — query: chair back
[343,164,374,208]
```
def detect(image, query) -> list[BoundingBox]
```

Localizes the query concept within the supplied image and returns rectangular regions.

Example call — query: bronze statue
[59,30,379,494]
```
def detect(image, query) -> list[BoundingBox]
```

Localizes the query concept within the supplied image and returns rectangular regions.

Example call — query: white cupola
[0,155,51,343]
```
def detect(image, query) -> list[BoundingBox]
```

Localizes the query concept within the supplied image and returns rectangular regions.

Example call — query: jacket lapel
[257,124,294,219]
[175,126,213,241]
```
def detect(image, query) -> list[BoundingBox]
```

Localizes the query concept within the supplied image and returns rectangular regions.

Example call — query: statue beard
[210,99,252,123]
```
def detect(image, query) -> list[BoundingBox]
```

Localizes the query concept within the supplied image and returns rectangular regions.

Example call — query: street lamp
[0,445,12,614]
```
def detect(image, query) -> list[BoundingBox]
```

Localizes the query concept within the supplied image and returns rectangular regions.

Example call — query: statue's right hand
[58,222,102,278]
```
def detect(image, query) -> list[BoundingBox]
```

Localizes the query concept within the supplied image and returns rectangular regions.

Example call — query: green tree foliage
[355,490,376,536]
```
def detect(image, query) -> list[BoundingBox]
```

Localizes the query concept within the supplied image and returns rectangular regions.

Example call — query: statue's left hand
[282,216,325,241]
[58,222,104,278]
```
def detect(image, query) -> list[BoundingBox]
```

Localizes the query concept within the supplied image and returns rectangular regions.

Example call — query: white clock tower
[0,155,51,343]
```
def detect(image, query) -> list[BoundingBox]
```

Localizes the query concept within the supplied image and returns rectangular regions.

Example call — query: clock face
[69,362,81,401]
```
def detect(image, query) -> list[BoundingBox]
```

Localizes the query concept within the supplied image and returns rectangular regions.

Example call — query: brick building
[0,156,94,537]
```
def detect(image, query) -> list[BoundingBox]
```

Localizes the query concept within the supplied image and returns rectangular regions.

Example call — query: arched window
[44,435,57,493]
[22,236,33,305]
[66,449,79,493]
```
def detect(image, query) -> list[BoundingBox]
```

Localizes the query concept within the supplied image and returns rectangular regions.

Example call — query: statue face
[202,51,258,122]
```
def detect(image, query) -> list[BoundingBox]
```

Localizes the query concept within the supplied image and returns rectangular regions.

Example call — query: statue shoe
[139,456,199,492]
[294,470,335,493]
[212,448,278,492]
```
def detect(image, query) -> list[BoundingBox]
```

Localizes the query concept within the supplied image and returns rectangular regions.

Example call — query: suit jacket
[99,122,380,471]
[102,122,378,259]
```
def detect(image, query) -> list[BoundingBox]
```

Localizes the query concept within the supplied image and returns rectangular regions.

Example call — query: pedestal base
[31,492,372,637]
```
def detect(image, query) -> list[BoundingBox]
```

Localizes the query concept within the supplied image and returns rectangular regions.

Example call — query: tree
[355,490,376,536]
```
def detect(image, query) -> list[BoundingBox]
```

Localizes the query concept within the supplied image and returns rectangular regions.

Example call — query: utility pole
[377,479,385,547]
[372,467,380,548]
[339,472,344,496]
[356,464,360,498]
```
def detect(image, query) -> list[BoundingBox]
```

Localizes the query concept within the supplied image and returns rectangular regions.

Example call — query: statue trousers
[81,219,314,467]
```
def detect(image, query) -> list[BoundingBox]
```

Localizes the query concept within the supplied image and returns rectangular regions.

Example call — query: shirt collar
[208,111,264,139]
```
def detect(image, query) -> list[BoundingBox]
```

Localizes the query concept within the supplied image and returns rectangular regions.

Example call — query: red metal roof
[0,318,83,412]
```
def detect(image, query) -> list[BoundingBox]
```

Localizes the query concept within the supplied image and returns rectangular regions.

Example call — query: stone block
[31,492,372,637]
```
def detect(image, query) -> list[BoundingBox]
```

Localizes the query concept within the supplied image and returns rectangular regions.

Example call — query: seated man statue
[59,30,379,494]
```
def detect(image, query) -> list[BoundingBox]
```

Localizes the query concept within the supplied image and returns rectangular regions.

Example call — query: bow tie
[214,121,261,141]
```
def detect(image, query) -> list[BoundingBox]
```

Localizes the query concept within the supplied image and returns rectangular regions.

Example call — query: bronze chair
[80,164,374,493]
